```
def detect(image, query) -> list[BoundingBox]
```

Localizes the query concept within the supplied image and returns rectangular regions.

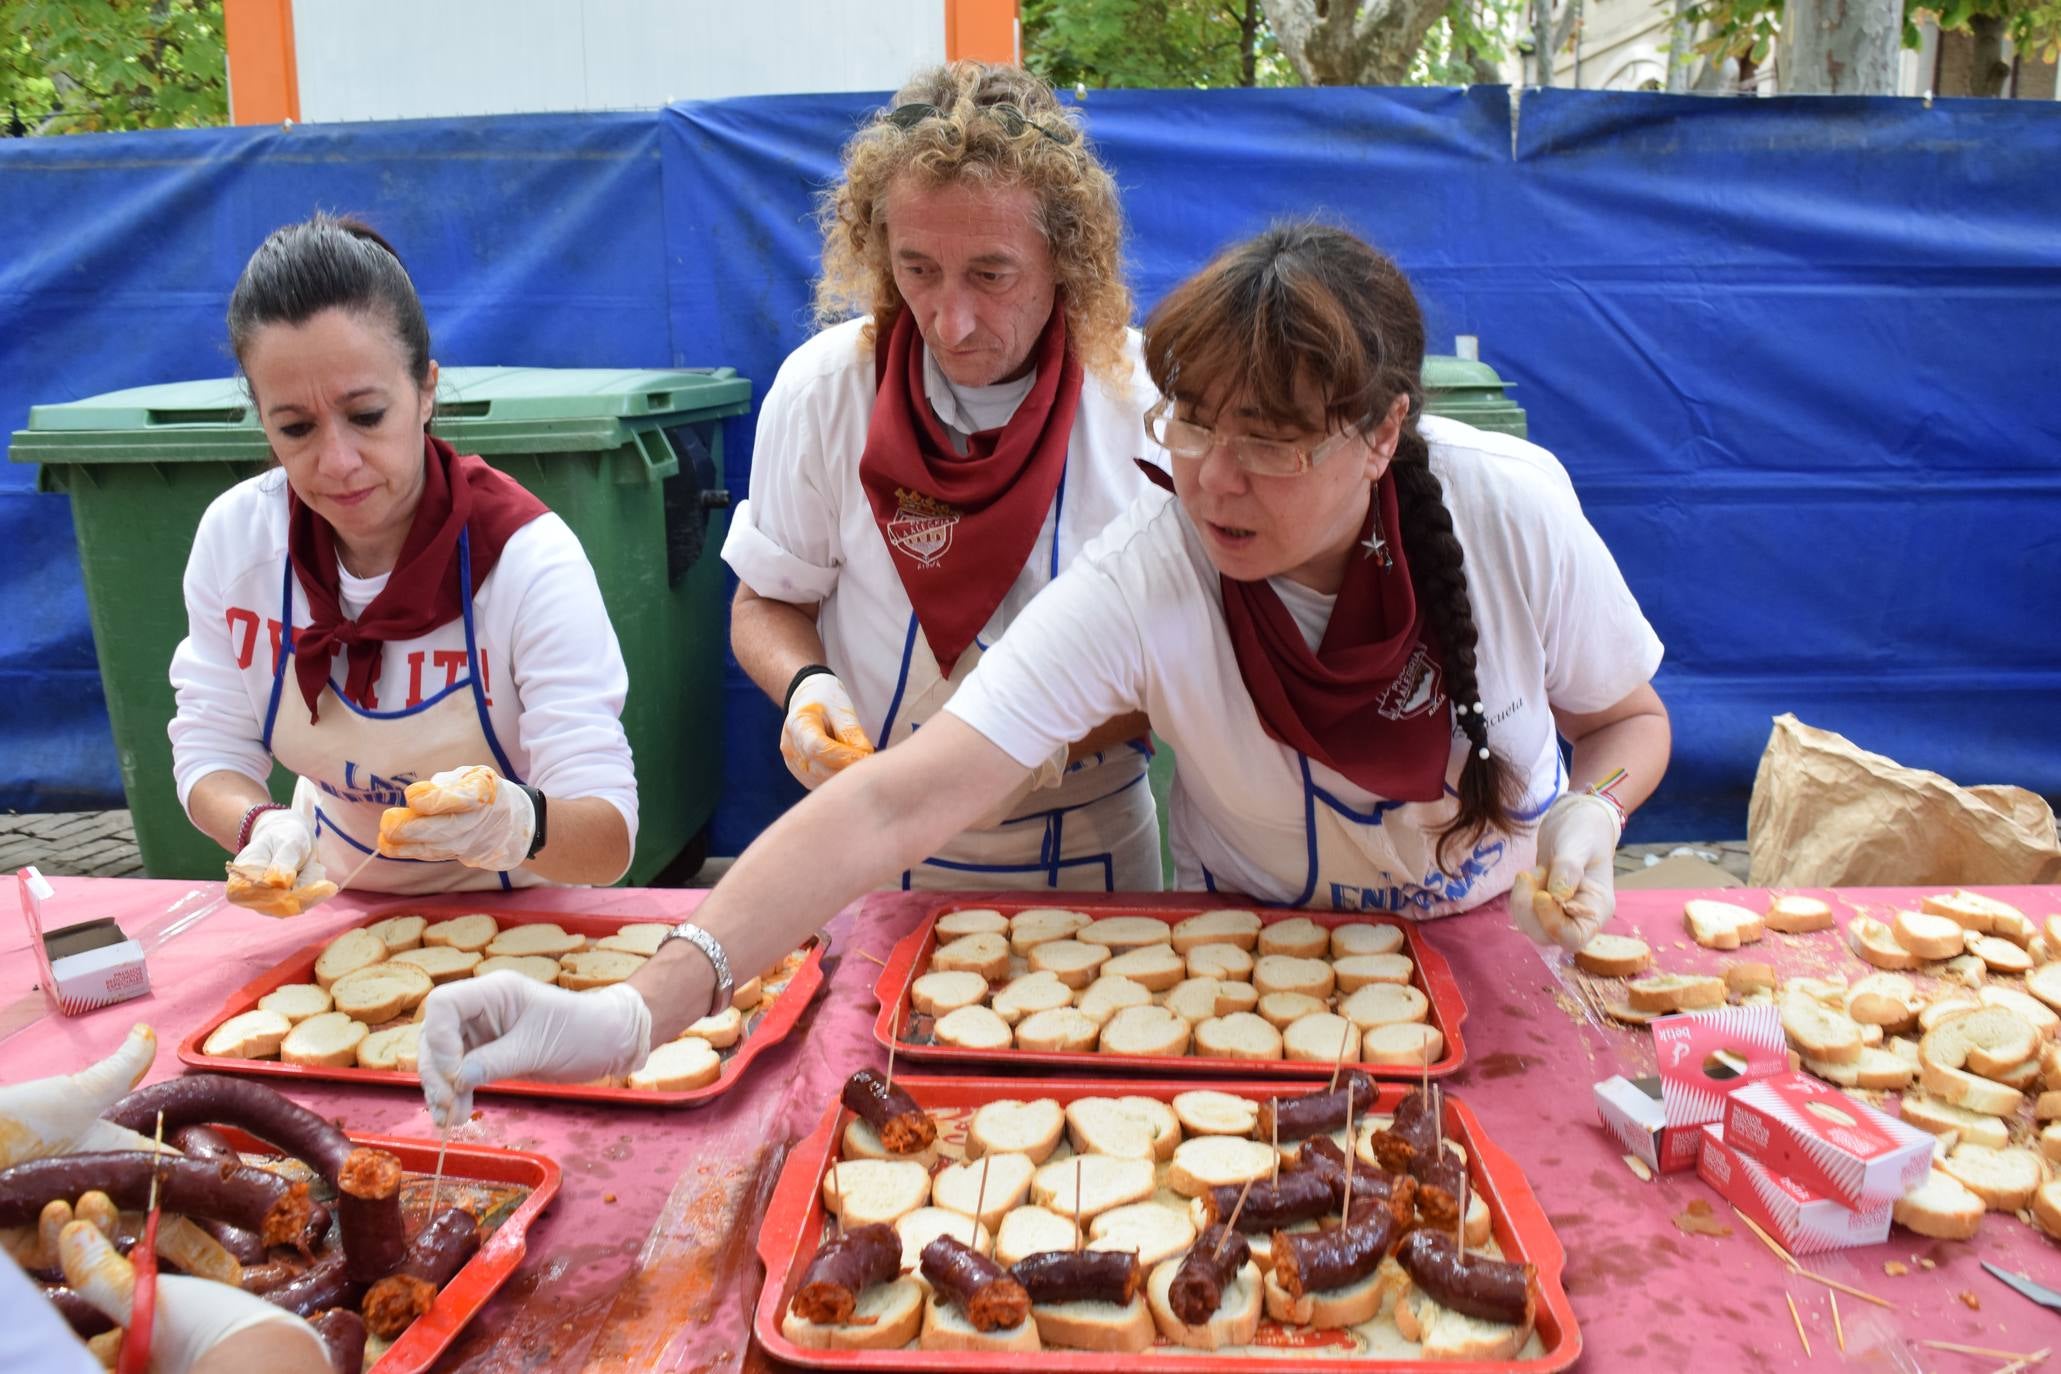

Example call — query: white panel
[292,0,947,124]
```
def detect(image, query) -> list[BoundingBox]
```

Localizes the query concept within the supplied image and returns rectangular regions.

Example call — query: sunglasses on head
[885,101,1071,146]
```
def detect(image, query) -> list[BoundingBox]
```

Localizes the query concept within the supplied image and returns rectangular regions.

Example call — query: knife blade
[1983,1260,2061,1311]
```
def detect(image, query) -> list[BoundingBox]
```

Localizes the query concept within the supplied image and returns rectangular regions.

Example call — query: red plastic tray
[753,1076,1577,1371]
[180,900,824,1107]
[872,899,1468,1078]
[210,1125,560,1374]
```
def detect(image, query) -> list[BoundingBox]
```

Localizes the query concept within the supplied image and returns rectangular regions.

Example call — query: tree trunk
[1533,0,1554,84]
[1261,0,1455,85]
[1967,14,2011,97]
[1785,0,1902,94]
[1241,0,1262,85]
[1666,0,1695,91]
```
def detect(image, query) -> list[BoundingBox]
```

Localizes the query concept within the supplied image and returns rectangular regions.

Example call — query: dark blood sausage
[0,1153,311,1248]
[1167,1226,1250,1325]
[108,1076,406,1278]
[239,1260,302,1294]
[109,1077,355,1180]
[360,1207,481,1339]
[334,1148,409,1284]
[789,1222,901,1325]
[1296,1136,1415,1214]
[1390,1087,1442,1157]
[1009,1250,1141,1306]
[920,1234,1029,1332]
[44,1287,115,1338]
[1271,1206,1401,1299]
[839,1069,936,1155]
[170,1125,267,1263]
[1199,1167,1335,1232]
[308,1308,367,1374]
[261,1254,362,1318]
[1398,1230,1532,1327]
[1255,1072,1378,1143]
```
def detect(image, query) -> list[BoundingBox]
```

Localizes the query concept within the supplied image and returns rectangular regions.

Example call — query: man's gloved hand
[1510,792,1622,952]
[418,973,652,1128]
[377,765,535,871]
[224,809,336,917]
[58,1221,329,1374]
[780,674,875,789]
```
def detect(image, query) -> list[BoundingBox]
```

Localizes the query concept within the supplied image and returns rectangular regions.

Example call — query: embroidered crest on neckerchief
[1375,642,1445,721]
[885,488,960,568]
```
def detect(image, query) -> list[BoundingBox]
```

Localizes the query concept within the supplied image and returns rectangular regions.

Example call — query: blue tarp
[2,87,2057,852]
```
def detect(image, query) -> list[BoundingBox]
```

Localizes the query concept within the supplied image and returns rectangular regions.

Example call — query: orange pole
[944,0,1020,64]
[223,0,300,124]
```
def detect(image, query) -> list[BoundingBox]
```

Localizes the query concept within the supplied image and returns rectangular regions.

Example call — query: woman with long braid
[417,224,1671,1107]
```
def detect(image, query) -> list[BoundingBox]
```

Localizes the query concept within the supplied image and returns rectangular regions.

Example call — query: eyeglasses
[1144,401,1365,477]
[885,101,1071,146]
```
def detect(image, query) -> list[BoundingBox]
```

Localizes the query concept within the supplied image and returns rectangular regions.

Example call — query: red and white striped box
[1593,1004,1786,1174]
[1722,1070,1934,1208]
[1697,1124,1892,1254]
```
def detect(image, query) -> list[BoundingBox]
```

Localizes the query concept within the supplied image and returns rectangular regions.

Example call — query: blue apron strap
[260,551,296,750]
[455,529,521,890]
[876,612,922,745]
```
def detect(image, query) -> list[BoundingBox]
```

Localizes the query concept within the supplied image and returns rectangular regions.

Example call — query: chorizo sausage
[109,1077,354,1181]
[359,1207,479,1339]
[789,1223,901,1325]
[333,1148,408,1284]
[1167,1226,1250,1325]
[261,1254,360,1318]
[0,1153,311,1248]
[920,1234,1029,1332]
[1397,1230,1531,1326]
[1271,1206,1400,1299]
[308,1308,366,1374]
[1254,1072,1378,1143]
[168,1125,267,1263]
[839,1070,936,1155]
[1198,1168,1335,1232]
[1009,1250,1141,1306]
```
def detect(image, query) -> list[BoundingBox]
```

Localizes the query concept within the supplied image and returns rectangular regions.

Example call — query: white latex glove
[1511,792,1622,951]
[224,810,336,917]
[780,673,875,789]
[58,1221,327,1374]
[377,765,535,870]
[418,973,652,1128]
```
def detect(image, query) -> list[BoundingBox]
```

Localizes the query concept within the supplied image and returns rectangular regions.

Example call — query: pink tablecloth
[3,877,2057,1371]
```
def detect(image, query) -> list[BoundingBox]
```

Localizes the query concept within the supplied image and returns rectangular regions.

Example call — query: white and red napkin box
[1594,1004,1787,1174]
[15,866,149,1015]
[1697,1123,1892,1254]
[1722,1070,1935,1208]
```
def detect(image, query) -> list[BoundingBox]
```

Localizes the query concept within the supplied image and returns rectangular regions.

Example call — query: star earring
[1360,532,1394,570]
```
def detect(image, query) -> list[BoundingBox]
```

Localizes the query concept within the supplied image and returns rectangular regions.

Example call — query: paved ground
[0,809,1756,886]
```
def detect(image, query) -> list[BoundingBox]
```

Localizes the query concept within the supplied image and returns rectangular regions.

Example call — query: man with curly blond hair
[720,60,1166,891]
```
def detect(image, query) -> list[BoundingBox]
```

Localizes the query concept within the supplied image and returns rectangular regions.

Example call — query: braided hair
[1142,222,1524,870]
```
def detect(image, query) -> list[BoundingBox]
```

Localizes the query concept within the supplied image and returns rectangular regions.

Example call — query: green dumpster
[9,366,751,887]
[1142,353,1527,884]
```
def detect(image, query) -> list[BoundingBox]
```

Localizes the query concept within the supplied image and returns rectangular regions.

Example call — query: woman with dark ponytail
[169,213,639,914]
[420,222,1670,1099]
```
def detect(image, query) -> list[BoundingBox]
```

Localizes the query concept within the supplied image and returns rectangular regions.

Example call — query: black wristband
[521,784,548,860]
[783,663,837,713]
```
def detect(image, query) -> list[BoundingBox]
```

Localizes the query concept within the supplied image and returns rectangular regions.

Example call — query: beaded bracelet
[236,802,288,851]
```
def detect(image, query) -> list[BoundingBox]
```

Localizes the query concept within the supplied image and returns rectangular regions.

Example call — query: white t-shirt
[944,416,1665,918]
[722,316,1164,819]
[168,467,639,842]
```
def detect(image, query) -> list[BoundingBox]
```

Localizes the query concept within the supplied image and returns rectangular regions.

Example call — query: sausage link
[790,1223,901,1325]
[108,1077,354,1181]
[920,1234,1029,1332]
[262,1254,362,1318]
[1255,1072,1378,1143]
[334,1148,408,1284]
[359,1207,480,1339]
[839,1070,936,1155]
[168,1126,267,1263]
[1199,1168,1335,1232]
[1271,1206,1399,1299]
[1397,1230,1531,1326]
[0,1153,311,1248]
[308,1308,367,1374]
[1167,1226,1250,1325]
[1009,1250,1141,1306]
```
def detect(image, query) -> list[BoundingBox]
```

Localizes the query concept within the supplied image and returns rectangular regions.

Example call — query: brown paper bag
[1747,713,2061,887]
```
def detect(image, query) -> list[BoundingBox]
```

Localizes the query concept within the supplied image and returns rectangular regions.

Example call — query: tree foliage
[1683,0,2061,74]
[1023,0,1296,89]
[2,0,227,135]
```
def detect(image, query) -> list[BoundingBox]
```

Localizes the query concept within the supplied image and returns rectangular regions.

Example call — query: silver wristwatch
[662,921,734,1021]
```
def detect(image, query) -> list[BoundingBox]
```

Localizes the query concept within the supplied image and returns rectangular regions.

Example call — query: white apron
[261,531,537,894]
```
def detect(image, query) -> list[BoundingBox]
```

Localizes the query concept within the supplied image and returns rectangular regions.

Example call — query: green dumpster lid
[1421,355,1516,394]
[9,365,751,465]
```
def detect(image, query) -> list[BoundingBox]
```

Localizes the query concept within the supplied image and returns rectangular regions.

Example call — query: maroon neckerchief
[1139,461,1452,800]
[857,304,1080,675]
[288,434,547,722]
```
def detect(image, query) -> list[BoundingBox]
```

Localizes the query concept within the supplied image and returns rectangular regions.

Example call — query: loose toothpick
[1073,1158,1084,1252]
[1992,1349,2053,1374]
[970,1154,991,1248]
[1730,1205,1799,1268]
[856,949,887,967]
[1922,1342,2044,1361]
[1215,1175,1257,1257]
[1829,1291,1844,1353]
[1784,1292,1811,1358]
[1731,1205,1895,1310]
